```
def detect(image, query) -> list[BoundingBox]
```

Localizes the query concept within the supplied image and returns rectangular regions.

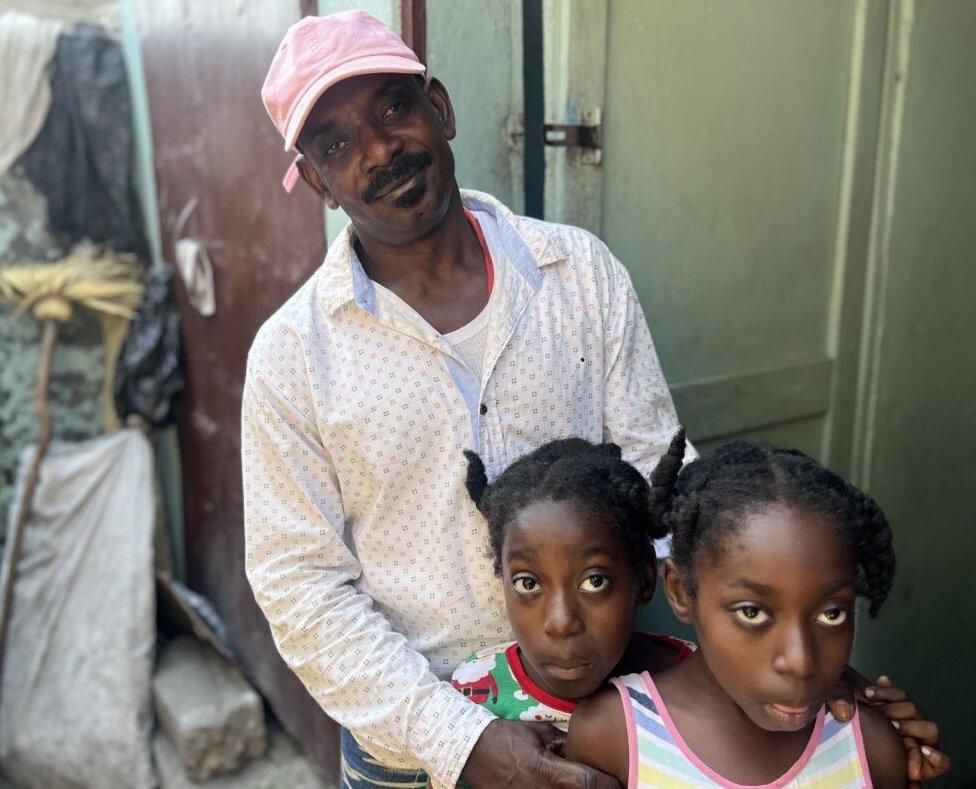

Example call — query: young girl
[566,436,907,787]
[452,437,694,730]
[455,433,947,785]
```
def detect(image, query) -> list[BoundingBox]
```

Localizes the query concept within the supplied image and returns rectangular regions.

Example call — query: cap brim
[284,55,426,152]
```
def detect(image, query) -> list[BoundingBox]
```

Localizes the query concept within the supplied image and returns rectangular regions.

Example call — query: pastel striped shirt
[612,672,872,788]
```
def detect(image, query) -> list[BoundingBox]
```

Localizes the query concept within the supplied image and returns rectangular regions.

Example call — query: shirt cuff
[423,686,497,788]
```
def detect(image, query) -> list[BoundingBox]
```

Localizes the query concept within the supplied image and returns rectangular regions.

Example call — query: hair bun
[463,450,489,509]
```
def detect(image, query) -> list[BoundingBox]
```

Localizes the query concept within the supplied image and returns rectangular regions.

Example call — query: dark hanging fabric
[21,24,147,257]
[114,266,185,428]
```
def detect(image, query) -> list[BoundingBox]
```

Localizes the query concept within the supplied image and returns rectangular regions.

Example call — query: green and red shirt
[450,633,696,732]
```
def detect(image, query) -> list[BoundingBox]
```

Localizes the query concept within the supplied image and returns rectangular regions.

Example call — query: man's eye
[383,100,406,120]
[512,576,541,594]
[579,574,609,593]
[817,608,848,626]
[733,605,771,625]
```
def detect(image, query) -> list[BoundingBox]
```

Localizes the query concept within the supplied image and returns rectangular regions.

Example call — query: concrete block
[153,636,267,782]
[153,725,335,788]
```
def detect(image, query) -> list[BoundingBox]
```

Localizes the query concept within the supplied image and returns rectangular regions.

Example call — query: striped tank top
[612,672,873,788]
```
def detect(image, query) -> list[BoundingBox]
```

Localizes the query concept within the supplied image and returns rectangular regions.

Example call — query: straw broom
[0,244,143,710]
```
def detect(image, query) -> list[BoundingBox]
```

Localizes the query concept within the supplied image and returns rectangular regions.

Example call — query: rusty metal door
[134,0,337,774]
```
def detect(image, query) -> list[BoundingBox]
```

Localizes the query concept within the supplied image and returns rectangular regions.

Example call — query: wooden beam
[401,0,427,64]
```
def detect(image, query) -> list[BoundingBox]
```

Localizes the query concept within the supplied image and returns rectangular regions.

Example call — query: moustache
[362,151,433,204]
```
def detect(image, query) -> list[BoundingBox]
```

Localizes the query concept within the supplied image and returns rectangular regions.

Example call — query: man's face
[296,73,458,245]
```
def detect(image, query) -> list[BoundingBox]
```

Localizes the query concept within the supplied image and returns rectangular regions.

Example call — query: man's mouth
[363,152,433,203]
[373,165,426,202]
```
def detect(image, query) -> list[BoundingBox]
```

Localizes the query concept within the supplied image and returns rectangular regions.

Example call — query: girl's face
[665,503,857,732]
[501,498,654,701]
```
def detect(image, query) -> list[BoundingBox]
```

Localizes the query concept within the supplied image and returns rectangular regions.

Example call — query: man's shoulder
[462,189,614,267]
[246,263,333,376]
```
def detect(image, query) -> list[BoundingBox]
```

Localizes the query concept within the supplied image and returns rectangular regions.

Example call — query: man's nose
[771,624,818,679]
[543,590,584,639]
[359,121,403,171]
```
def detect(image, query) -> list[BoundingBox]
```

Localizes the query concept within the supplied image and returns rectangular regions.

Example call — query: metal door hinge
[543,108,602,165]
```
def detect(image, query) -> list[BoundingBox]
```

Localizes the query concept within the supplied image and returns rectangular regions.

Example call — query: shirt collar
[316,189,569,316]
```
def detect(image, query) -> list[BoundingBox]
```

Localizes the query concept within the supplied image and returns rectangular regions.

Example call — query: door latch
[542,108,602,164]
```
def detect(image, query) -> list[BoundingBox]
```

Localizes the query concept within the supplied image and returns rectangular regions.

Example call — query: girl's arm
[859,704,908,789]
[565,687,630,787]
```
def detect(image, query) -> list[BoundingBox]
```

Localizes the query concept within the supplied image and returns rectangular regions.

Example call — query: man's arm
[241,356,494,786]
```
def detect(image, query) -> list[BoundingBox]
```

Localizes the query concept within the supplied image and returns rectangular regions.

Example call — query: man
[244,10,944,789]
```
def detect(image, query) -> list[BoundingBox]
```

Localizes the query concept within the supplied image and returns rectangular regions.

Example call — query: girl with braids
[451,437,695,732]
[453,433,947,787]
[565,433,948,787]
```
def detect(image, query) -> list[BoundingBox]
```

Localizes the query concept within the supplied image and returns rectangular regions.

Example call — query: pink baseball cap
[262,10,426,192]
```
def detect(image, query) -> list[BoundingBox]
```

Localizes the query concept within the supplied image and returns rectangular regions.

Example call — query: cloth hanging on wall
[0,12,62,181]
[21,23,147,256]
[0,429,155,788]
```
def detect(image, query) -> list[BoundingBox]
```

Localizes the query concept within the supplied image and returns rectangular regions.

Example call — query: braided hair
[648,433,895,617]
[464,434,682,575]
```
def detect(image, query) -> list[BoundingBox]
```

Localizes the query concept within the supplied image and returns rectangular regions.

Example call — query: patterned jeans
[340,728,429,788]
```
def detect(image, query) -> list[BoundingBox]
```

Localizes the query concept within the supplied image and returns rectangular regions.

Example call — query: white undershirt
[443,295,492,380]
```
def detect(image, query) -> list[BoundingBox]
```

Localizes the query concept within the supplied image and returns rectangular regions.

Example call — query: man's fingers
[892,719,939,745]
[919,745,951,779]
[541,754,621,789]
[905,742,924,783]
[864,684,907,704]
[882,701,927,721]
[825,687,855,722]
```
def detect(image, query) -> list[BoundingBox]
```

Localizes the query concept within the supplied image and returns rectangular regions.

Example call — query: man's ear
[425,78,456,140]
[637,559,657,606]
[662,559,695,624]
[296,154,339,209]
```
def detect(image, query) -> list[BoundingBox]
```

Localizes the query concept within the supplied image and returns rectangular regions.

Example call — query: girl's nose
[543,590,584,639]
[771,625,818,679]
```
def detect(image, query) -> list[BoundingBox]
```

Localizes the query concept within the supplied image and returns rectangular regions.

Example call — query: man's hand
[828,668,950,786]
[460,719,621,788]
[865,676,950,787]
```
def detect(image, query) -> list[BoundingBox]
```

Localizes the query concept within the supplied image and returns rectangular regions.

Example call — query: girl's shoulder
[857,703,907,789]
[565,682,631,786]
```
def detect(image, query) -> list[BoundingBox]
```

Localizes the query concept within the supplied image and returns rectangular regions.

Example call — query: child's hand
[864,675,950,787]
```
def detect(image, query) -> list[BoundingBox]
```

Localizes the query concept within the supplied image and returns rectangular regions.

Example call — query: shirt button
[479,403,488,415]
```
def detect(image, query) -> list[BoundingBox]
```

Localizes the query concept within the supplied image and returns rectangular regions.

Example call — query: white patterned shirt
[241,190,690,786]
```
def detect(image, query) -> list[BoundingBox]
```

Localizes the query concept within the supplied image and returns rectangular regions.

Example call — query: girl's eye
[733,605,771,625]
[324,139,347,156]
[817,608,848,626]
[579,574,610,593]
[512,575,541,595]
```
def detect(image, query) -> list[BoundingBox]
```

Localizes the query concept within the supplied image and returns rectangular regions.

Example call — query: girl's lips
[763,702,817,729]
[544,662,593,682]
[770,703,812,714]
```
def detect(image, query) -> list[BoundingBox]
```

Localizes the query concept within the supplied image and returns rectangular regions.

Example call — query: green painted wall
[602,0,852,415]
[851,2,976,781]
[426,0,522,211]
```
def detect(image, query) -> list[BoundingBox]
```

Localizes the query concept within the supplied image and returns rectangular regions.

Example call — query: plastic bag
[0,430,155,788]
[114,266,184,428]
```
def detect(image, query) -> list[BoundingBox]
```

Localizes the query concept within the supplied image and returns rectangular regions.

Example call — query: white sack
[0,429,155,788]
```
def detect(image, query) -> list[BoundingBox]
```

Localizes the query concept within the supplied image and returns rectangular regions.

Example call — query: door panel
[133,0,338,773]
[582,1,859,448]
